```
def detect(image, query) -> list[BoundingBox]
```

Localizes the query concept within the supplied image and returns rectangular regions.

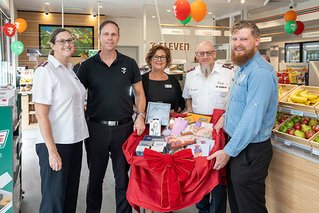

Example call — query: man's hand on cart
[207,150,230,170]
[134,115,146,136]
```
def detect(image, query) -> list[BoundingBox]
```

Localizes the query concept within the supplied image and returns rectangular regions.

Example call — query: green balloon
[284,21,297,34]
[178,15,192,25]
[11,41,24,55]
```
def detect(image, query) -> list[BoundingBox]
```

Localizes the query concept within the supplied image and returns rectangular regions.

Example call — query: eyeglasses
[152,55,167,61]
[54,38,75,45]
[196,50,216,57]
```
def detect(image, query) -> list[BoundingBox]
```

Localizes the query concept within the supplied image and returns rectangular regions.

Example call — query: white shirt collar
[48,55,73,70]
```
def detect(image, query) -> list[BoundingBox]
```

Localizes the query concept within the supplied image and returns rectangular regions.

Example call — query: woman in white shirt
[33,28,89,213]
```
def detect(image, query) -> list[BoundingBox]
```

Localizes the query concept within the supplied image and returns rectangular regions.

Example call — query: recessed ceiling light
[208,12,212,15]
[241,0,245,3]
[99,6,103,8]
[152,16,156,18]
[167,10,171,12]
[45,2,50,4]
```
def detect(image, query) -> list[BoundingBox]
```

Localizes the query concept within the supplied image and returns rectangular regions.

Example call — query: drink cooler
[123,109,227,212]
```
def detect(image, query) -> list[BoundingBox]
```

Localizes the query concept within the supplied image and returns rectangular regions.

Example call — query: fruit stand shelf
[278,106,317,119]
[273,135,312,151]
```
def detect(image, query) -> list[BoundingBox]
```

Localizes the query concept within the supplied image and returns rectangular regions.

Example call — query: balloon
[173,0,191,21]
[14,18,27,33]
[11,41,24,55]
[3,23,16,37]
[284,21,297,34]
[178,15,192,25]
[190,0,207,22]
[293,21,305,35]
[284,10,297,22]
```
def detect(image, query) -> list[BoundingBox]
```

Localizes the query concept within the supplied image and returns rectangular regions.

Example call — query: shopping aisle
[19,130,198,213]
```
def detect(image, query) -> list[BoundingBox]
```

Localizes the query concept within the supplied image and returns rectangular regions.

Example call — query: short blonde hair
[231,20,260,39]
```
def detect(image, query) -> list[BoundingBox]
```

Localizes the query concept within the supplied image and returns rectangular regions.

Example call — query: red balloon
[173,0,191,21]
[3,23,16,37]
[293,21,305,35]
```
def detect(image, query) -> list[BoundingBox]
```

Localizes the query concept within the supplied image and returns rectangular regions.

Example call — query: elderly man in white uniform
[182,40,234,213]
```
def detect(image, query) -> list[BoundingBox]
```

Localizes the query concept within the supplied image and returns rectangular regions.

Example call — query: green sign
[89,50,99,57]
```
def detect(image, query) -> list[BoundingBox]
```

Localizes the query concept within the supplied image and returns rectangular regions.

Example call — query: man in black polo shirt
[77,20,146,213]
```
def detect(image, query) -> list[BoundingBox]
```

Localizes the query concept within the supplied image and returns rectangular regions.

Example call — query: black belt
[87,117,132,126]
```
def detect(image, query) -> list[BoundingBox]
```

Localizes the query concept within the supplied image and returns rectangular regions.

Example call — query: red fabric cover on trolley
[123,109,227,212]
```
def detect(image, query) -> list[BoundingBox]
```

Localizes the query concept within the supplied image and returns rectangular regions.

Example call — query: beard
[231,47,256,67]
[200,64,212,77]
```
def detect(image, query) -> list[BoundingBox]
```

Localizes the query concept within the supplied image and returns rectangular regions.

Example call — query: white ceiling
[13,0,310,20]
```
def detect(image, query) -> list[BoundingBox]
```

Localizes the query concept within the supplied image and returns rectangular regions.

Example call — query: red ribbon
[143,148,195,208]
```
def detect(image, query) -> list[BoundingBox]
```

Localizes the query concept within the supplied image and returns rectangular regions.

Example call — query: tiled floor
[19,130,199,213]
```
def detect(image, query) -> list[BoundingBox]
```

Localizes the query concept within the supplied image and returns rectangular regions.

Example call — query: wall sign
[161,28,190,35]
[260,37,272,42]
[195,30,221,36]
[302,30,319,38]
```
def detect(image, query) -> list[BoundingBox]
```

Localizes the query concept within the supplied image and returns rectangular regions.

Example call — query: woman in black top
[143,45,185,113]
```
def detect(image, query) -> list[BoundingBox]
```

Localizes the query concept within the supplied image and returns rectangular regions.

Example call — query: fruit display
[273,112,290,129]
[274,115,319,147]
[287,89,319,105]
[277,84,298,101]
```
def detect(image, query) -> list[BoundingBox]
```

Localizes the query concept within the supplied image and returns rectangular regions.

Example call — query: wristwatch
[136,112,146,119]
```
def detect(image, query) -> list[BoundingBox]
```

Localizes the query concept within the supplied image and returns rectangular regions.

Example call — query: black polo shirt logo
[121,67,127,74]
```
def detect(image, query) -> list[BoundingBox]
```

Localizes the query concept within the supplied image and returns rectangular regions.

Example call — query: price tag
[312,148,319,156]
[291,110,303,116]
[284,140,291,146]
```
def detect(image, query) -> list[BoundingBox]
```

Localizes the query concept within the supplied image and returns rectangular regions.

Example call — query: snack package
[165,132,196,149]
[288,72,297,84]
[187,144,210,157]
[282,72,289,84]
[277,72,283,84]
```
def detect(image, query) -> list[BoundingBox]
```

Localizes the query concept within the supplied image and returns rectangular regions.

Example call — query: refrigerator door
[309,61,319,86]
[303,41,319,62]
[285,43,301,62]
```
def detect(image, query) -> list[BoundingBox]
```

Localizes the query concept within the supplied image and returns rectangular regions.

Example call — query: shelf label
[291,110,303,116]
[284,140,292,146]
[312,148,319,156]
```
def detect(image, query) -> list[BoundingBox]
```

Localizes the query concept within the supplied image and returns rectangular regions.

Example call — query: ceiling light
[208,12,212,15]
[44,8,49,15]
[92,12,97,17]
[45,2,50,5]
[227,0,232,3]
[263,0,270,6]
[99,6,103,8]
[167,10,171,12]
[241,0,245,3]
[152,16,156,18]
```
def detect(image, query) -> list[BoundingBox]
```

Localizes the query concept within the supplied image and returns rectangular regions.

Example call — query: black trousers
[36,141,83,213]
[85,120,133,213]
[227,138,273,213]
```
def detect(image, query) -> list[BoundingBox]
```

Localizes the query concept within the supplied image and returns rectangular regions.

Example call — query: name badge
[214,85,229,92]
[165,84,172,88]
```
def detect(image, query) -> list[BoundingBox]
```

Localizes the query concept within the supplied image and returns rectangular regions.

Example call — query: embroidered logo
[121,67,127,74]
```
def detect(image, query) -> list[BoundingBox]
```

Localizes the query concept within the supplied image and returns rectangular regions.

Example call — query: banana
[287,97,293,103]
[299,90,318,100]
[289,89,308,103]
[278,87,283,100]
[310,97,319,104]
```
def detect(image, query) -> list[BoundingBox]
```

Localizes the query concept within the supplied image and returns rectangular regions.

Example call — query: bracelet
[136,112,145,119]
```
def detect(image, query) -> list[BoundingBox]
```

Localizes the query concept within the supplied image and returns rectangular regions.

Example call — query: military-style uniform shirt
[182,61,234,114]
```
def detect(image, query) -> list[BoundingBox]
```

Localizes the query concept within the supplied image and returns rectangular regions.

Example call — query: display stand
[20,94,37,130]
[0,104,23,213]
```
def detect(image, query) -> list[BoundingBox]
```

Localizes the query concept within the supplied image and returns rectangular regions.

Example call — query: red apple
[273,121,280,129]
[278,115,289,123]
[305,129,315,139]
[300,117,310,125]
[287,128,295,135]
[312,124,319,132]
[293,123,301,131]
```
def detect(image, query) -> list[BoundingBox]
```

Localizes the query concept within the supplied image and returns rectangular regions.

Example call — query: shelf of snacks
[278,86,319,116]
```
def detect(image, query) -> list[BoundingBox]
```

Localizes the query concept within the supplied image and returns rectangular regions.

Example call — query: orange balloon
[14,18,27,33]
[284,10,297,22]
[190,0,207,22]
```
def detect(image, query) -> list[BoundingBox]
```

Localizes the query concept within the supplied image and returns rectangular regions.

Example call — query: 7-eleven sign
[0,130,9,149]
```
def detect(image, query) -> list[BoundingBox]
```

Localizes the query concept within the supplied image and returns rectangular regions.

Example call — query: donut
[0,197,12,206]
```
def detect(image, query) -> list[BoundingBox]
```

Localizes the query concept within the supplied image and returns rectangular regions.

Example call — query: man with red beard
[183,40,234,213]
[211,20,278,213]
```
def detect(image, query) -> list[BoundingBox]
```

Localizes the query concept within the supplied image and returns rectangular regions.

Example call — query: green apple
[285,120,294,128]
[279,126,288,133]
[276,112,284,119]
[315,136,319,143]
[301,124,312,132]
[294,130,306,139]
[291,116,301,124]
[308,118,318,127]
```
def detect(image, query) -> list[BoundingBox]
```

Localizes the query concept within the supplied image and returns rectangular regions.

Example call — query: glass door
[285,43,301,62]
[302,41,319,62]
